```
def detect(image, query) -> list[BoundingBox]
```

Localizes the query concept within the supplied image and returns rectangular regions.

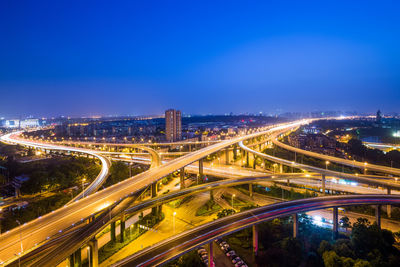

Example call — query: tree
[333,239,355,258]
[217,209,235,219]
[322,251,342,267]
[109,161,129,184]
[318,240,332,256]
[339,216,351,231]
[354,259,372,267]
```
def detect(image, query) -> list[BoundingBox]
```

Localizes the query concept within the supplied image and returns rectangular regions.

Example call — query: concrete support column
[199,159,204,179]
[210,189,214,201]
[322,174,326,195]
[249,184,253,198]
[120,215,125,243]
[333,207,338,239]
[225,148,229,165]
[158,205,163,215]
[88,238,99,267]
[180,168,185,189]
[287,179,290,186]
[252,225,258,256]
[387,188,392,218]
[293,213,298,238]
[246,151,249,167]
[151,182,157,198]
[252,154,256,169]
[376,205,381,229]
[73,248,82,267]
[208,242,214,267]
[151,182,158,215]
[279,164,283,173]
[110,221,116,242]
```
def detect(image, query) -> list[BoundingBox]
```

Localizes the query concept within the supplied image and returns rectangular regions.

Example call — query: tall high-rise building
[165,109,182,142]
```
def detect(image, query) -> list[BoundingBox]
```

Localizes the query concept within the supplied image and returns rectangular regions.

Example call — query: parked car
[232,257,241,264]
[226,250,236,257]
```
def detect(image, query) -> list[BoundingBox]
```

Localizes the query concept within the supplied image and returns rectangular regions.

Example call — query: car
[198,248,206,254]
[226,250,236,257]
[229,254,239,260]
[222,246,231,253]
[235,261,245,267]
[232,257,241,264]
[199,251,207,256]
[215,238,223,244]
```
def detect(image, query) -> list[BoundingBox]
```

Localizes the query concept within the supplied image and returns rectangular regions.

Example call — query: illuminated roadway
[238,140,400,189]
[113,194,400,267]
[3,118,398,265]
[0,121,307,265]
[271,131,400,176]
[0,132,112,203]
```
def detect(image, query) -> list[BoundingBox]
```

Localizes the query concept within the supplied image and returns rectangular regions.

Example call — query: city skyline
[1,0,400,117]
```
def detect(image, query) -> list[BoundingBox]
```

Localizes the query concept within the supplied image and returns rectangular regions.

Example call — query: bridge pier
[249,184,253,198]
[279,164,283,173]
[208,242,214,267]
[120,215,126,243]
[110,221,116,242]
[210,189,214,201]
[225,148,229,165]
[151,182,159,215]
[180,168,185,189]
[376,205,381,229]
[88,238,99,267]
[199,159,204,179]
[252,224,258,256]
[332,207,338,239]
[252,154,256,169]
[151,182,157,198]
[72,248,82,267]
[246,151,249,167]
[387,188,392,218]
[322,174,326,195]
[293,213,298,238]
[287,179,290,186]
[233,146,237,161]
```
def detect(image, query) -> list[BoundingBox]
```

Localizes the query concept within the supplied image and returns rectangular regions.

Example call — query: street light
[82,178,86,197]
[173,211,177,234]
[325,161,330,170]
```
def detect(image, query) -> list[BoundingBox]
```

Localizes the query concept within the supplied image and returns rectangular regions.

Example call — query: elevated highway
[0,121,306,265]
[239,141,400,190]
[271,131,400,177]
[0,132,112,203]
[113,194,400,267]
[20,170,400,266]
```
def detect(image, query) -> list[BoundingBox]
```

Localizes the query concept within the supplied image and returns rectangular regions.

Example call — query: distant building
[3,119,20,128]
[20,119,39,128]
[165,109,182,142]
[376,110,382,125]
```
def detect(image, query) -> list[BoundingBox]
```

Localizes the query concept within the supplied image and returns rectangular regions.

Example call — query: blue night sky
[1,0,400,117]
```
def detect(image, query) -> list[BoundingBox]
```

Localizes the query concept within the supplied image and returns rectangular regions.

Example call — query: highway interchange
[1,118,400,266]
